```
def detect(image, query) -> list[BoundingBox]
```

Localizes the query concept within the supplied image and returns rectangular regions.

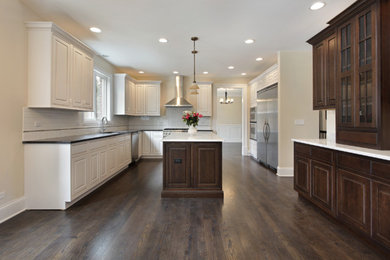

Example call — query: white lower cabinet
[250,139,257,159]
[25,133,132,210]
[141,131,163,158]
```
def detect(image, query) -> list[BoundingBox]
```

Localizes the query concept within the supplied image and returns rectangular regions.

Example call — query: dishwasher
[131,131,139,165]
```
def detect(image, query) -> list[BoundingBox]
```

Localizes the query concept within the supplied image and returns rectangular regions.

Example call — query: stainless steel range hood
[164,76,193,107]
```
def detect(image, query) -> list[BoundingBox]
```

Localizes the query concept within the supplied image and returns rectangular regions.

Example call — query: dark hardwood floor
[0,144,386,259]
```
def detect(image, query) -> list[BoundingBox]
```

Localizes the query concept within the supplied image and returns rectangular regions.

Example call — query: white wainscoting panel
[216,124,242,143]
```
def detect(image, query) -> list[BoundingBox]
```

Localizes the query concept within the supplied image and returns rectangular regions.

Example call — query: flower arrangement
[182,111,203,127]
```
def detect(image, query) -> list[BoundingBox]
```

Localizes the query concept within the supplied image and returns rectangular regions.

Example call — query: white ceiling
[21,0,356,81]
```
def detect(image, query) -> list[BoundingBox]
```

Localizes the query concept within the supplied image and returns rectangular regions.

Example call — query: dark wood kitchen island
[162,132,223,198]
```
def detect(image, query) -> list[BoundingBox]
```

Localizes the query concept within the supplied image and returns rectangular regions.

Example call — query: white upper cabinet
[26,22,94,111]
[144,84,160,116]
[197,82,212,116]
[114,76,161,116]
[135,84,146,115]
[114,74,136,115]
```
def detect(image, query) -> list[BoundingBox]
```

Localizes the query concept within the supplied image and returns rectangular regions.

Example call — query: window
[84,70,111,121]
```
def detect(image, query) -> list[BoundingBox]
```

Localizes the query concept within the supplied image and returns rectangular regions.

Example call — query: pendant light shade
[190,37,199,95]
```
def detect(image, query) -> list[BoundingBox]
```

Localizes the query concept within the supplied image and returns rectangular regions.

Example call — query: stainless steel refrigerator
[256,84,278,171]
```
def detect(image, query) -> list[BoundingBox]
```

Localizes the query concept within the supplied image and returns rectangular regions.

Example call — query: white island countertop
[292,138,390,161]
[163,132,223,142]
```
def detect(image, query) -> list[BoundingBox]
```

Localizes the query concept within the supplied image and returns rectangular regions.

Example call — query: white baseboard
[277,167,294,177]
[0,197,26,224]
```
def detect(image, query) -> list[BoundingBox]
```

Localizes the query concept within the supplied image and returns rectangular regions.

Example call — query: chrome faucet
[101,116,108,133]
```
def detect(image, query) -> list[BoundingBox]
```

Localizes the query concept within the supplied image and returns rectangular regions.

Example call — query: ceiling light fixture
[189,37,200,95]
[219,89,234,104]
[90,27,102,33]
[241,73,247,76]
[138,71,144,74]
[245,39,255,44]
[173,71,179,74]
[310,1,326,10]
[203,71,209,74]
[159,38,168,43]
[228,66,235,70]
[256,57,263,61]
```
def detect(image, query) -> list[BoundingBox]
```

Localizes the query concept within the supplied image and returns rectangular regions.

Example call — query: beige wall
[216,97,242,124]
[278,51,319,169]
[0,0,40,207]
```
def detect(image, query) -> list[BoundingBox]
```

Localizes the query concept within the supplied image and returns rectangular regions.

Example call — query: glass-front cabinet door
[339,21,354,127]
[356,7,376,128]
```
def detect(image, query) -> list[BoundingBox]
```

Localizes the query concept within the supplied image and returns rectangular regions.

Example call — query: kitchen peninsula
[162,132,223,198]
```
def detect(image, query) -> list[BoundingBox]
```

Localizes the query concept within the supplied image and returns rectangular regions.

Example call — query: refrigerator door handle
[266,122,270,141]
[263,122,267,139]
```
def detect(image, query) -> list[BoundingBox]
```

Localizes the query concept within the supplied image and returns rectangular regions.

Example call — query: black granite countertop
[23,130,140,144]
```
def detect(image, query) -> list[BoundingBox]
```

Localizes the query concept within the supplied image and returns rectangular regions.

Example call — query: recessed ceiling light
[173,71,179,74]
[90,27,102,33]
[310,2,326,10]
[138,71,144,74]
[245,39,255,44]
[203,71,209,74]
[159,38,168,43]
[228,66,235,70]
[256,57,263,61]
[241,73,247,76]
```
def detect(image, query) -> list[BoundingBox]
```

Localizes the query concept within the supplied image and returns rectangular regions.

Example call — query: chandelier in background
[219,89,234,104]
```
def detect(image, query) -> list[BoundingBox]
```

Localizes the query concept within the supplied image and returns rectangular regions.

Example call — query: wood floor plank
[0,144,386,259]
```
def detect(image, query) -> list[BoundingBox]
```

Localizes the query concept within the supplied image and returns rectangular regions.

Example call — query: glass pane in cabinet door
[341,78,347,123]
[347,77,352,123]
[359,72,367,123]
[366,71,373,123]
[341,50,345,72]
[346,24,351,46]
[359,42,365,66]
[366,12,371,36]
[347,48,351,71]
[341,27,346,49]
[366,38,372,64]
[359,16,365,40]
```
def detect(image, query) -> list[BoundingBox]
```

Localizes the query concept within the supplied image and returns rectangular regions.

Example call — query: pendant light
[190,37,199,95]
[219,89,234,104]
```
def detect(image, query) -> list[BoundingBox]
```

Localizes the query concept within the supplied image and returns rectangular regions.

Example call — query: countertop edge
[292,138,390,161]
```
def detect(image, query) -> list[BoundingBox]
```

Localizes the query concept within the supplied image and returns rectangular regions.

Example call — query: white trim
[249,64,279,85]
[0,197,26,224]
[277,167,294,177]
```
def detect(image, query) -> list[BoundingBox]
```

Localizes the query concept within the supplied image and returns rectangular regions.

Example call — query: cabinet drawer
[294,142,311,156]
[336,152,371,175]
[372,160,390,182]
[71,142,89,155]
[311,146,333,164]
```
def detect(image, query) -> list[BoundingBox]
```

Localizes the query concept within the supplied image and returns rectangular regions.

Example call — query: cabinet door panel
[337,169,371,234]
[164,143,191,188]
[71,48,84,107]
[142,131,151,155]
[107,146,117,175]
[135,84,145,114]
[82,55,93,109]
[99,150,108,180]
[130,82,136,115]
[294,155,310,196]
[311,160,334,214]
[313,42,326,109]
[326,35,337,107]
[192,143,222,189]
[145,85,160,115]
[151,131,163,155]
[372,181,390,248]
[89,151,99,188]
[197,84,212,116]
[52,36,71,106]
[71,155,88,198]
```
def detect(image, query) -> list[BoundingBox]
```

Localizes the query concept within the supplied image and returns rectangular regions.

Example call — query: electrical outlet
[294,119,305,126]
[0,192,5,200]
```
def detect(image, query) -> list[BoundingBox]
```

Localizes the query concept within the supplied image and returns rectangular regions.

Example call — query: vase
[188,125,197,135]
